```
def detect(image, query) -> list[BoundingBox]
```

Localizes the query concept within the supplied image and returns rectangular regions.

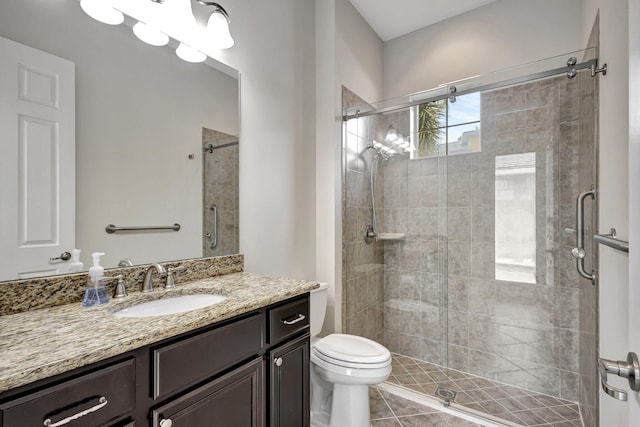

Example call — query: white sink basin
[113,294,227,318]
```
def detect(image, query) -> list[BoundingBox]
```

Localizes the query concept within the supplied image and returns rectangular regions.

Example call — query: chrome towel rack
[105,223,181,234]
[594,228,629,253]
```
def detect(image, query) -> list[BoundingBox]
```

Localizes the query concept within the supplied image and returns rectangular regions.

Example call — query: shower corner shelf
[594,228,629,253]
[377,233,406,242]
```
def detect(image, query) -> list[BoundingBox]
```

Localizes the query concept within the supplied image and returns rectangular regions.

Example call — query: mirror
[0,0,240,282]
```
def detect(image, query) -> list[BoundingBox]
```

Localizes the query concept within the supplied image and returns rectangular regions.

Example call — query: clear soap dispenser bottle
[68,248,84,273]
[82,252,110,307]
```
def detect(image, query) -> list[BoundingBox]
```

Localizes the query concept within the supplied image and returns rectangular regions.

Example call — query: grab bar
[594,228,629,253]
[209,204,218,250]
[571,189,596,284]
[105,223,181,234]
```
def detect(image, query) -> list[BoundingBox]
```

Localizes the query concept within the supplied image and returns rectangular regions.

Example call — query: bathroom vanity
[0,271,315,427]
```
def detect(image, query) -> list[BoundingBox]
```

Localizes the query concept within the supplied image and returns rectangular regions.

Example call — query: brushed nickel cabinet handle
[282,314,306,325]
[43,396,108,426]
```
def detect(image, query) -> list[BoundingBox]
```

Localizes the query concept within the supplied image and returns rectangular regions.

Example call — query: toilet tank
[309,282,329,337]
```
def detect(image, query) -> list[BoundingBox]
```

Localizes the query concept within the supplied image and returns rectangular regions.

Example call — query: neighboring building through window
[495,152,537,284]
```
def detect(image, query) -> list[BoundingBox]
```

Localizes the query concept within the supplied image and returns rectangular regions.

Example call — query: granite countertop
[0,272,318,393]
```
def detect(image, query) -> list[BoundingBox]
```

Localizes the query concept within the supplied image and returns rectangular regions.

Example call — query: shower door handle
[209,204,218,250]
[598,352,640,401]
[571,189,596,284]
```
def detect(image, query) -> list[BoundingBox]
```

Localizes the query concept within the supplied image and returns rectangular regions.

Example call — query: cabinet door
[152,357,264,427]
[269,334,310,427]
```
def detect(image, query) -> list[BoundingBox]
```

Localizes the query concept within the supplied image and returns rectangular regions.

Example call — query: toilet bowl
[309,284,391,427]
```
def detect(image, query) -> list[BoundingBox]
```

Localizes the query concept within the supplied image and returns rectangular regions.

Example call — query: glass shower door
[441,69,597,424]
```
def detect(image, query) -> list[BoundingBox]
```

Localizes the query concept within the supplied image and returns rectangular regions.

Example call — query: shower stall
[202,128,239,257]
[342,50,599,427]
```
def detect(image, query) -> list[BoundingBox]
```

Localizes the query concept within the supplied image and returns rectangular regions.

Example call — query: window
[495,152,537,284]
[411,92,481,159]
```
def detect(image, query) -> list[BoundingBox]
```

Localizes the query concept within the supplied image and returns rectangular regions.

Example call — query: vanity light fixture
[197,1,234,49]
[133,21,170,46]
[384,126,398,143]
[79,0,235,64]
[176,42,207,62]
[80,0,124,25]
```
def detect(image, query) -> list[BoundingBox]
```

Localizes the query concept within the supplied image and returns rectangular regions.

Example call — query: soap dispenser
[68,249,84,273]
[82,252,110,307]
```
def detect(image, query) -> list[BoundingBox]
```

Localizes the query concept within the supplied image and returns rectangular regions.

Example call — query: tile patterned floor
[383,353,583,427]
[370,387,482,426]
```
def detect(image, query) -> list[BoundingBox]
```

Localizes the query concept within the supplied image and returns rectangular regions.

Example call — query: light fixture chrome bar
[105,223,181,234]
[343,58,598,121]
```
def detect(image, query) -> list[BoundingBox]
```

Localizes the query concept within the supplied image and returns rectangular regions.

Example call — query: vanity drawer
[153,312,264,399]
[268,295,309,345]
[0,359,135,427]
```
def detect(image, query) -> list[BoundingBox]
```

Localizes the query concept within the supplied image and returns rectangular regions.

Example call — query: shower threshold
[383,353,584,427]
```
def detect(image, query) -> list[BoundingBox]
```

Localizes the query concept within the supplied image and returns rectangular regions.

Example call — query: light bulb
[385,126,398,143]
[80,0,124,25]
[207,10,234,49]
[176,43,207,63]
[133,21,169,46]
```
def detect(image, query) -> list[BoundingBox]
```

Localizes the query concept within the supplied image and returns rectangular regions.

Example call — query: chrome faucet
[142,263,167,293]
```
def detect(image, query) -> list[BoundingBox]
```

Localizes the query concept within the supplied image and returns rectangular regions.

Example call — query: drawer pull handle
[43,396,108,427]
[282,314,306,325]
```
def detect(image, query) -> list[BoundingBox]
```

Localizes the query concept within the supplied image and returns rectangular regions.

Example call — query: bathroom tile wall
[380,75,593,402]
[203,128,239,258]
[342,87,385,342]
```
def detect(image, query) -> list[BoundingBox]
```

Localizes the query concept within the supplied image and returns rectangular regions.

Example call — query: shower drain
[435,386,457,403]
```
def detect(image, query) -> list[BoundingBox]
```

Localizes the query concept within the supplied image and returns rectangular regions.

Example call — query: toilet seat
[312,334,391,369]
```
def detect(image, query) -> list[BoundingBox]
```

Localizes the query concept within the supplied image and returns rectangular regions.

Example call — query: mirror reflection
[0,0,240,282]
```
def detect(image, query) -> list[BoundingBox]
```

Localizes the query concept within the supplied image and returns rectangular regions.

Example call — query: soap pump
[68,249,84,273]
[82,252,110,307]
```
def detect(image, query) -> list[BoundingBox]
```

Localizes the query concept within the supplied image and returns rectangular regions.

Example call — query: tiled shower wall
[343,70,597,407]
[342,88,385,343]
[202,128,239,258]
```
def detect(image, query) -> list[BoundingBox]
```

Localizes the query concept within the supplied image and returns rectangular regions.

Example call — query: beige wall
[209,0,318,280]
[316,0,384,334]
[383,0,583,99]
[580,1,631,426]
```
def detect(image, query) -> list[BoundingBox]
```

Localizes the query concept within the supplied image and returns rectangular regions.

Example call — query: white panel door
[629,0,640,422]
[0,36,75,280]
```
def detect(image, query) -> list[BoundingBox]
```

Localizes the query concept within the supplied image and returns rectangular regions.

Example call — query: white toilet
[309,283,392,427]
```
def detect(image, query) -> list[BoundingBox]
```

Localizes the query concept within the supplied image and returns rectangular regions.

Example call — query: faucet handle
[165,266,185,289]
[100,275,127,298]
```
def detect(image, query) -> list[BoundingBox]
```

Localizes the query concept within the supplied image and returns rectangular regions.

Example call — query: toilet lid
[313,334,390,364]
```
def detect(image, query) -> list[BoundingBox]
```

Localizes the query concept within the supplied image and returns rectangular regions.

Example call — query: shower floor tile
[385,353,584,427]
[370,387,482,426]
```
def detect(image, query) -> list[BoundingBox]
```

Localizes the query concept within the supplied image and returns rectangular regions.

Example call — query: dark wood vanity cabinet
[268,334,310,427]
[0,359,136,427]
[151,357,264,427]
[0,294,310,427]
[266,295,310,427]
